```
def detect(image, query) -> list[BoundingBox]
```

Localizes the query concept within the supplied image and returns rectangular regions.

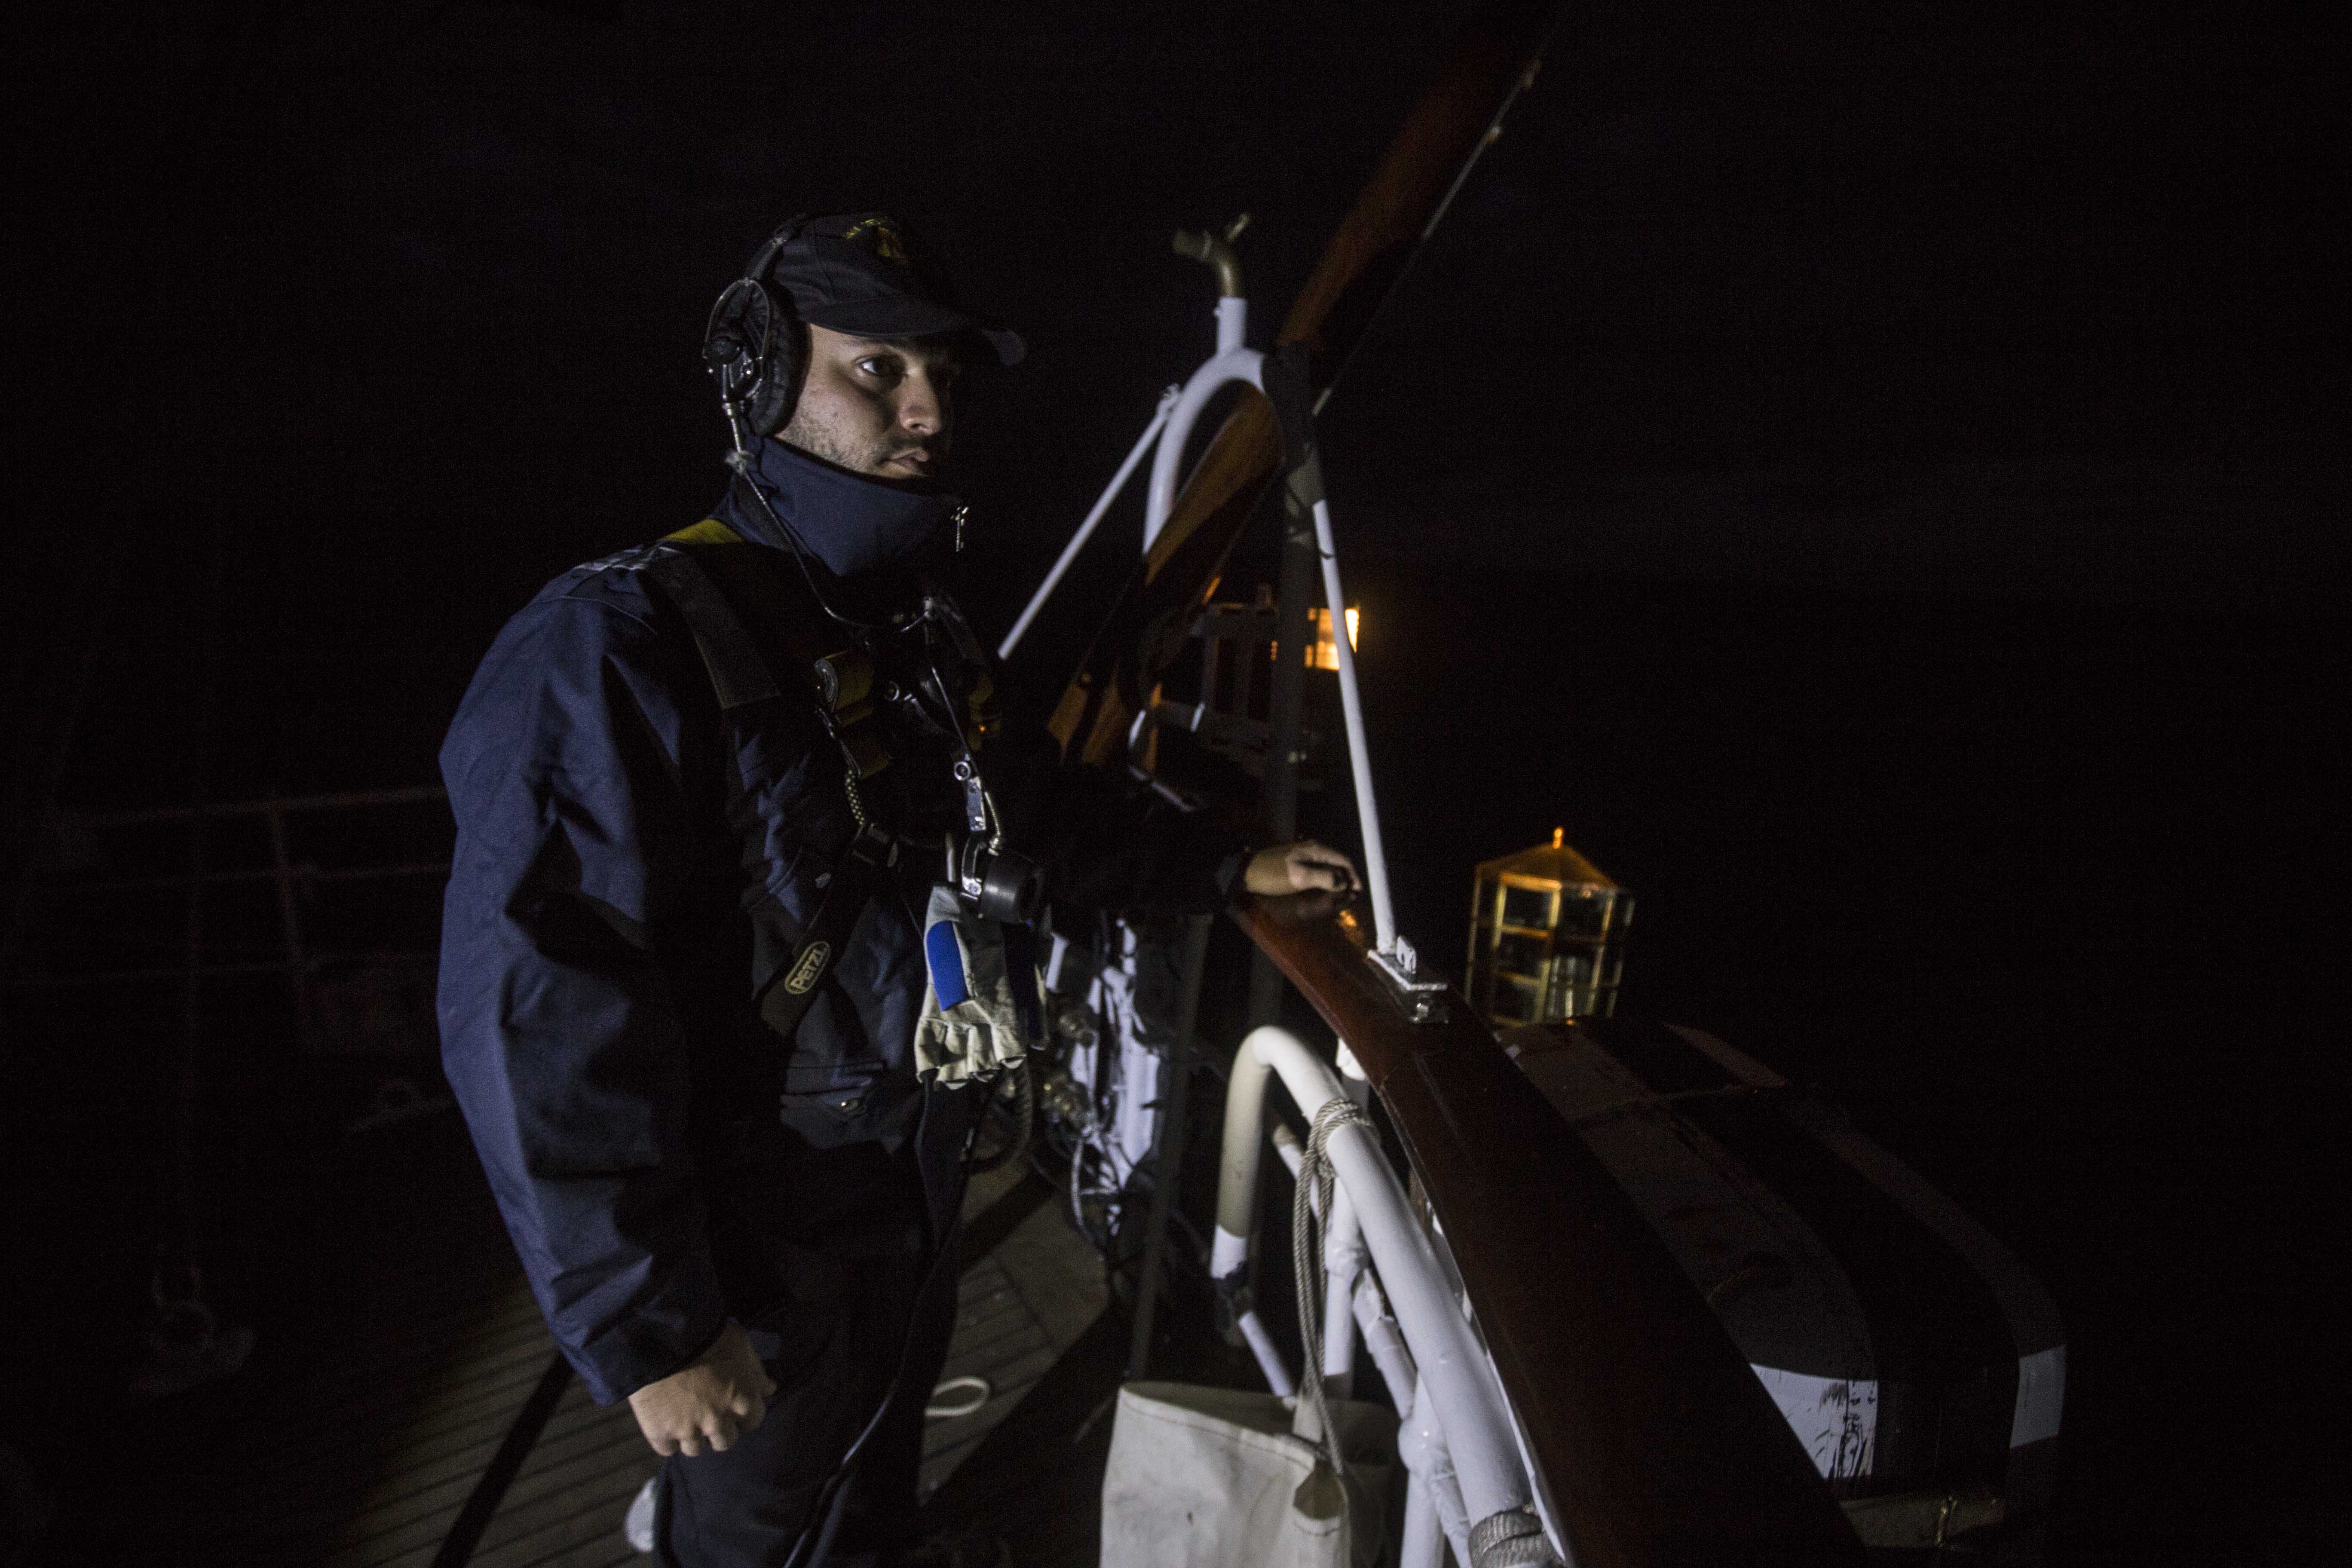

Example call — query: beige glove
[913,882,1032,1087]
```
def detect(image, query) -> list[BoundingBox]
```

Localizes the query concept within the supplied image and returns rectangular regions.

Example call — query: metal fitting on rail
[1171,213,1250,297]
[1469,1506,1562,1568]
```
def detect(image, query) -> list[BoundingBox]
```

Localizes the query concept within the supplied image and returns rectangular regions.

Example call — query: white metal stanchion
[1321,1178,1362,1388]
[1306,496,1394,953]
[1400,1373,1472,1567]
[1234,1309,1296,1399]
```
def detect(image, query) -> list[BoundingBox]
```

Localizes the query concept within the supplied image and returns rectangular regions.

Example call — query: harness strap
[753,856,876,1042]
[642,533,781,710]
[640,518,894,1046]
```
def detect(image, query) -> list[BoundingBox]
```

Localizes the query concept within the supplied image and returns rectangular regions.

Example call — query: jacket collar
[717,438,959,579]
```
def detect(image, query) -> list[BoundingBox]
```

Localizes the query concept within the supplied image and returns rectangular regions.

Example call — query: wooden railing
[1236,891,1865,1568]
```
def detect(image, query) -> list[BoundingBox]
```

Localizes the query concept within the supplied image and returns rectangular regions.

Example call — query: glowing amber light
[1307,606,1360,670]
[1464,831,1633,1027]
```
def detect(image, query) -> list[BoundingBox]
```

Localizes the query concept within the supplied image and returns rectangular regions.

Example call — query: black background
[3,2,2344,1563]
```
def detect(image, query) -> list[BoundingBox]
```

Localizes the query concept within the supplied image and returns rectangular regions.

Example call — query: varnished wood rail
[1234,891,1865,1568]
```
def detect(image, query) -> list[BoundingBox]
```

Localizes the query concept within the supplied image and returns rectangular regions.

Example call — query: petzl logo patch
[784,941,832,995]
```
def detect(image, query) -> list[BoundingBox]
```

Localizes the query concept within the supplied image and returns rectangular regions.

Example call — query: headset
[702,217,812,456]
[700,215,935,638]
[696,220,1037,913]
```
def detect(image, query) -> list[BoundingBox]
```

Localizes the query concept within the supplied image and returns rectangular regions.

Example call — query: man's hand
[1244,840,1361,897]
[626,1322,778,1457]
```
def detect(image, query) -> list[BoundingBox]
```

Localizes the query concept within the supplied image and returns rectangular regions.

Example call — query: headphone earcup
[705,218,812,445]
[743,308,802,438]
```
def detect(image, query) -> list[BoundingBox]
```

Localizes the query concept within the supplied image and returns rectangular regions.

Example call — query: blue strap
[925,919,970,1009]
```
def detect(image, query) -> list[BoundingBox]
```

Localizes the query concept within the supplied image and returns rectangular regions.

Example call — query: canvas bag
[1101,1382,1396,1568]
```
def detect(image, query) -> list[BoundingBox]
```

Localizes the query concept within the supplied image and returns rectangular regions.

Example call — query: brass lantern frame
[1465,833,1632,1028]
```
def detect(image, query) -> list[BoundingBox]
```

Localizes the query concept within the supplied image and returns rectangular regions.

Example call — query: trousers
[653,1224,961,1568]
[655,1087,974,1568]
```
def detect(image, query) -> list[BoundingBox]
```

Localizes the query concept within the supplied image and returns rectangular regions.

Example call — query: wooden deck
[922,1162,1109,1501]
[313,1284,642,1568]
[74,1105,1129,1568]
[289,1147,1115,1561]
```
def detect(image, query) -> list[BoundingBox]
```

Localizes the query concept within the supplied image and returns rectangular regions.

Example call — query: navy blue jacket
[438,441,1237,1403]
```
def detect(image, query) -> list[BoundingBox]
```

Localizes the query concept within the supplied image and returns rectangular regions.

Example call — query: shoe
[624,1477,657,1553]
[893,1532,1011,1568]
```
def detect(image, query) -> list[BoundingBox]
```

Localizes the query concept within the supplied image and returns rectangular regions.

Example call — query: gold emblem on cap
[840,217,909,265]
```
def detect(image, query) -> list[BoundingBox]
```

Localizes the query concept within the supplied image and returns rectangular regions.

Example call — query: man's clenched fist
[1243,839,1361,897]
[627,1322,778,1457]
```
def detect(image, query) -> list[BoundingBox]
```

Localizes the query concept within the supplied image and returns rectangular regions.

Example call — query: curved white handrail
[1141,344,1265,559]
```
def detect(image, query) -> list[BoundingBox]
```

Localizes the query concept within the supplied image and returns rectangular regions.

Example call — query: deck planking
[82,1102,1120,1568]
[325,1159,1111,1567]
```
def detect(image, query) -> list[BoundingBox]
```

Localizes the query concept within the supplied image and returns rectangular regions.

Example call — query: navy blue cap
[764,212,1024,366]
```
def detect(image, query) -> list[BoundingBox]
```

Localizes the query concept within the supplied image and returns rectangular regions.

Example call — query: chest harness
[641,518,1038,1084]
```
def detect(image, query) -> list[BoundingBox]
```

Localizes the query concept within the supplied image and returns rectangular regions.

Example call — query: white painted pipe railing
[1352,1273,1456,1568]
[1276,1119,1366,1390]
[1235,1308,1294,1399]
[1240,1045,1481,1562]
[1215,294,1247,358]
[1214,1025,1535,1531]
[1401,1373,1473,1567]
[1351,1274,1417,1420]
[1308,496,1397,956]
[1003,294,1262,658]
[1141,340,1265,558]
[1320,1178,1362,1387]
[1401,1467,1447,1568]
[1004,279,1422,985]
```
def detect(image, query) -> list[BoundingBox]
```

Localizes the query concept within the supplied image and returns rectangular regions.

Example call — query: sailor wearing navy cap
[436,212,1355,1567]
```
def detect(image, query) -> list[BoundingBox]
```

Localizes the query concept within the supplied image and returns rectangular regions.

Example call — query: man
[436,212,1355,1567]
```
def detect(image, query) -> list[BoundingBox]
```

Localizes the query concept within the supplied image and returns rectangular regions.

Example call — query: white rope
[925,1375,990,1420]
[1292,1096,1375,1475]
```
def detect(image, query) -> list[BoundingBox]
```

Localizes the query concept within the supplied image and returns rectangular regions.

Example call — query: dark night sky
[11,2,2345,790]
[3,4,2346,1560]
[8,4,2343,775]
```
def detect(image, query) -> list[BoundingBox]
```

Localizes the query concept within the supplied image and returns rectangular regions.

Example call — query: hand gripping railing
[998,221,1449,1011]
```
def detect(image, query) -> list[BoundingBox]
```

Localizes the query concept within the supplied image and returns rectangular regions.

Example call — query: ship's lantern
[1465,829,1632,1026]
[1307,605,1359,671]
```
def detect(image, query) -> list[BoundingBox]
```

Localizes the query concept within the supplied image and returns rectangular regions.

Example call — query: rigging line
[1313,2,1569,418]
